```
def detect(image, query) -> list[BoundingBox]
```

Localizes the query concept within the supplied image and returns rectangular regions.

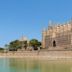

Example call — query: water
[0,58,72,72]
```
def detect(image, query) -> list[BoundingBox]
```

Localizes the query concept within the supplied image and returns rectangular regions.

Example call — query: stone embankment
[0,51,72,60]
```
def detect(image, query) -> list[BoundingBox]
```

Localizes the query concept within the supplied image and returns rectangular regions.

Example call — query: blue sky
[0,0,72,47]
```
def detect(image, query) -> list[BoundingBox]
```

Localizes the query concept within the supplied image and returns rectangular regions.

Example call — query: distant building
[42,20,72,50]
[19,36,28,41]
[19,36,29,50]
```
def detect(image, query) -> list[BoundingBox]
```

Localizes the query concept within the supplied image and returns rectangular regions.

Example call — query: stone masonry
[42,20,72,50]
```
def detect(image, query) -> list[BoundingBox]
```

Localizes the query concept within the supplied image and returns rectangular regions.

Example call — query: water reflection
[0,58,9,72]
[0,58,72,72]
[9,58,40,72]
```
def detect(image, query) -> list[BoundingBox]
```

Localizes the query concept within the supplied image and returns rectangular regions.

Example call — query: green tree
[29,39,41,50]
[8,40,21,51]
[8,40,28,51]
[0,47,4,52]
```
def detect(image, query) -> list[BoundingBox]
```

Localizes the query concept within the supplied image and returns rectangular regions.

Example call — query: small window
[53,40,56,47]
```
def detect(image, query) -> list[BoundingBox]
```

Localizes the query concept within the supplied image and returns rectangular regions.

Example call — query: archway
[53,40,56,47]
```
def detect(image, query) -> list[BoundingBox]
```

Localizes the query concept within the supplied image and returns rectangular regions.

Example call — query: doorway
[53,40,56,47]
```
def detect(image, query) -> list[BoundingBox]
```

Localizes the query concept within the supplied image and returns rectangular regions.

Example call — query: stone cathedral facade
[42,21,72,50]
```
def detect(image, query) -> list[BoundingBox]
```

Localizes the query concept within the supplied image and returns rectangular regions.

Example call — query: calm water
[0,58,72,72]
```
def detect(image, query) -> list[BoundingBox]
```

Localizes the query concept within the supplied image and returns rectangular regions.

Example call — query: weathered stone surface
[42,22,72,50]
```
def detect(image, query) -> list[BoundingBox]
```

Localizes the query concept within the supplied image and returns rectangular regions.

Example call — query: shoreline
[0,51,72,60]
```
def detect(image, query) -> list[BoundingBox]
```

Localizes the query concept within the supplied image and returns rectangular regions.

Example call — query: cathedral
[42,20,72,50]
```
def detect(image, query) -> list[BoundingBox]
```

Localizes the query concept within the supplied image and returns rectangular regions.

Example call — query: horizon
[0,0,72,47]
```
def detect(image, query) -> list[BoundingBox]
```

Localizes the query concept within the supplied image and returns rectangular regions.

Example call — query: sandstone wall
[42,23,72,49]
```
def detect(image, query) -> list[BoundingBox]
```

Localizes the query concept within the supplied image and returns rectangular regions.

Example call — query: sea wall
[0,51,72,60]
